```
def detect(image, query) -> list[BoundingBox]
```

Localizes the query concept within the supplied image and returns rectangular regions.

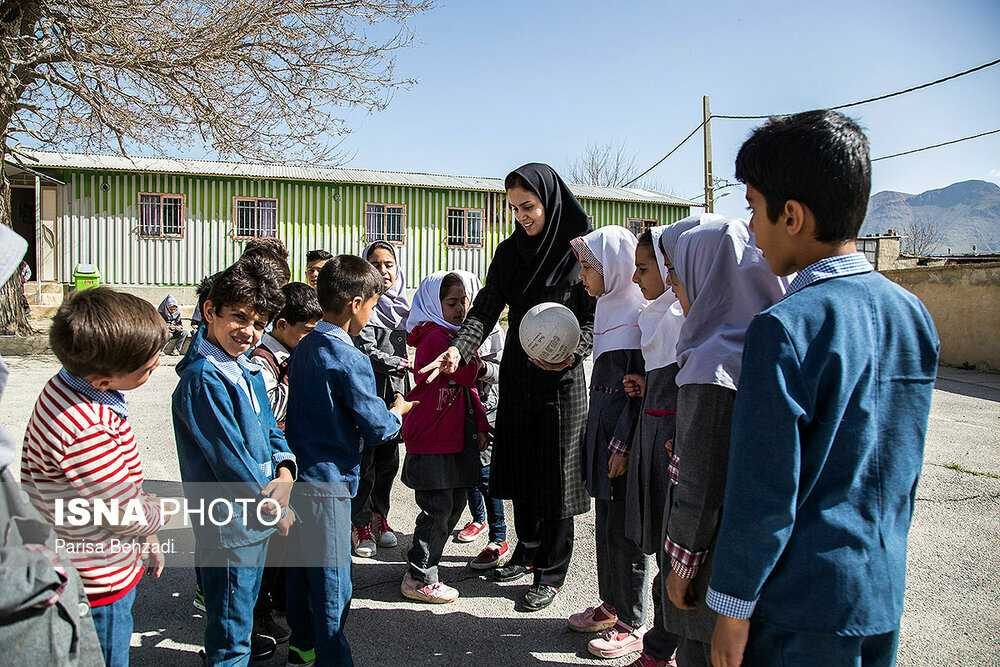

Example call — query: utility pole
[703,95,714,212]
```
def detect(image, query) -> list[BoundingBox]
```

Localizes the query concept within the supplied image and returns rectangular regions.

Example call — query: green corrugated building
[6,150,693,297]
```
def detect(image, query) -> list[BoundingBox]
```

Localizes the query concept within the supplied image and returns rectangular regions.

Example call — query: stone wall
[882,262,1000,370]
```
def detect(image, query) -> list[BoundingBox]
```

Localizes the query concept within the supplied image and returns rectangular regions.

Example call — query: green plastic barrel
[73,264,101,291]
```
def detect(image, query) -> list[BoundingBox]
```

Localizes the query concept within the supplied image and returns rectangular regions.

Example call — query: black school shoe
[520,584,559,611]
[493,563,533,583]
[254,611,291,644]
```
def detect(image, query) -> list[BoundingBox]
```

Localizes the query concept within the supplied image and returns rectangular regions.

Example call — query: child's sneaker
[470,540,511,570]
[352,524,377,558]
[400,573,460,604]
[628,653,677,667]
[192,588,206,612]
[372,512,397,548]
[455,520,487,542]
[568,601,618,633]
[287,644,316,666]
[587,622,646,659]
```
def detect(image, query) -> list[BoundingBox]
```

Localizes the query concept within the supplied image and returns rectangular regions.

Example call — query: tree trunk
[0,167,34,336]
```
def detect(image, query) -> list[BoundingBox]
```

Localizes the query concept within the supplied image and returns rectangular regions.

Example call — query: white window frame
[233,197,279,239]
[626,217,657,237]
[446,207,485,248]
[138,193,185,239]
[365,202,406,244]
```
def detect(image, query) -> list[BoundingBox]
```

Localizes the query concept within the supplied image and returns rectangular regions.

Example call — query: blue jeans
[466,464,507,542]
[197,541,268,667]
[91,583,138,667]
[286,494,354,667]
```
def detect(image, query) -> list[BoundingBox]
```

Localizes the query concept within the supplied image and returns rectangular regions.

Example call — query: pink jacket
[403,323,490,455]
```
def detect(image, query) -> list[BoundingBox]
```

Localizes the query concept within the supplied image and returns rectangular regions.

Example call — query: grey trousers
[595,497,647,628]
[407,488,468,584]
[676,637,711,667]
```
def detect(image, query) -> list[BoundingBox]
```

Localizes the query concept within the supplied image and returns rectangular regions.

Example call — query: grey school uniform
[625,363,680,554]
[661,383,736,647]
[582,349,644,500]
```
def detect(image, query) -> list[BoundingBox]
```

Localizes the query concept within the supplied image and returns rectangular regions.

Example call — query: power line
[623,57,1000,186]
[619,119,708,188]
[713,57,1000,120]
[872,127,1000,162]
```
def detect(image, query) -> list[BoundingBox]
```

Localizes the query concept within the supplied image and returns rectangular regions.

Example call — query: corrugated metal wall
[52,169,689,286]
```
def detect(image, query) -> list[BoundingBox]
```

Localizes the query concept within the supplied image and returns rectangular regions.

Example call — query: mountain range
[860,180,1000,254]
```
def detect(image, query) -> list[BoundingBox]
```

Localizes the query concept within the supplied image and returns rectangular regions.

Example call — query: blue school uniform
[172,336,297,666]
[707,254,939,665]
[283,320,401,666]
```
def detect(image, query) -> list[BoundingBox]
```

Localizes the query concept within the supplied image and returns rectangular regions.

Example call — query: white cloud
[989,168,1000,183]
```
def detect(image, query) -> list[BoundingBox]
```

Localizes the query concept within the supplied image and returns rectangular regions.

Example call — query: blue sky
[329,0,1000,219]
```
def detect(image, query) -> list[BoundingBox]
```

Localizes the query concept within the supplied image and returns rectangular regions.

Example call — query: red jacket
[403,322,490,455]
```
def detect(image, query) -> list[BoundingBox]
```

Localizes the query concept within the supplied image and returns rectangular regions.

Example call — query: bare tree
[901,218,944,256]
[0,0,431,334]
[568,141,638,187]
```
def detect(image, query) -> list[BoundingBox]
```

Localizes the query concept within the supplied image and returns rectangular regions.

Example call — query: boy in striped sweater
[21,287,170,667]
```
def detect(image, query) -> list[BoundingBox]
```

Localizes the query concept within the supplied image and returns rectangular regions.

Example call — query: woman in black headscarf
[421,163,596,611]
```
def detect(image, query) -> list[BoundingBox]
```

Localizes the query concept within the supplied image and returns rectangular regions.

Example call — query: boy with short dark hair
[707,110,940,667]
[22,287,170,667]
[284,255,415,666]
[172,257,298,665]
[304,249,333,288]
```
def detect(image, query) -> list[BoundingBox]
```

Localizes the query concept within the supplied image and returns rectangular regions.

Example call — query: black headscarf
[507,163,593,294]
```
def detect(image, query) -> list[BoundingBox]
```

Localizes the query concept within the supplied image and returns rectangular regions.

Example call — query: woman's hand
[419,346,461,383]
[528,353,575,372]
[623,373,646,398]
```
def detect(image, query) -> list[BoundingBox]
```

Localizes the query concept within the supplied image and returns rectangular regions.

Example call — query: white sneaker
[372,513,398,548]
[400,573,459,604]
[352,524,377,558]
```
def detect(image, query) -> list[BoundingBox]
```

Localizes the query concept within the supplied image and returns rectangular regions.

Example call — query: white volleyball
[518,302,582,364]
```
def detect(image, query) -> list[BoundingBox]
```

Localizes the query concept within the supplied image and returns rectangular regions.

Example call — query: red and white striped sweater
[21,374,164,606]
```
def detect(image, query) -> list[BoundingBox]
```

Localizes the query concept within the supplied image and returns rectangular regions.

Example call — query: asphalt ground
[2,356,998,666]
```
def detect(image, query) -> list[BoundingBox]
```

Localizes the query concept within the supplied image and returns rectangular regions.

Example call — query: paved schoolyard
[2,356,998,666]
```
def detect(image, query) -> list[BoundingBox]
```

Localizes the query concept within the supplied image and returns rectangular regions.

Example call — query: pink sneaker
[588,622,646,659]
[568,601,618,633]
[400,573,459,604]
[470,541,511,570]
[628,652,677,667]
[456,521,487,543]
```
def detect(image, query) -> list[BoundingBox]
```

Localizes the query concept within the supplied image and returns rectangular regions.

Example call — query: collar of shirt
[259,332,291,366]
[56,368,129,419]
[314,319,353,346]
[197,337,262,411]
[787,252,873,294]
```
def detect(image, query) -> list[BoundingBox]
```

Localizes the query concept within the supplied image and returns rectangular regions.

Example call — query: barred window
[446,208,484,247]
[365,203,406,244]
[234,198,278,239]
[626,218,657,237]
[138,194,184,238]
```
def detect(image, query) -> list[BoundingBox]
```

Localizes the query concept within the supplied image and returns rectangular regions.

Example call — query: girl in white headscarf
[656,215,787,664]
[567,226,650,659]
[350,241,412,557]
[620,221,693,666]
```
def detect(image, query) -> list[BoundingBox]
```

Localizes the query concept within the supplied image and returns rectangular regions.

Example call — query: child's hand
[477,432,491,451]
[419,346,461,383]
[144,534,165,578]
[623,373,646,398]
[261,467,294,514]
[276,509,296,537]
[608,452,628,478]
[390,393,418,417]
[666,570,697,610]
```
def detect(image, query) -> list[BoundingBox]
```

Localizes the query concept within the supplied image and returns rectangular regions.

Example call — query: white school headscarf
[638,225,686,372]
[570,225,647,360]
[406,270,504,356]
[661,216,788,389]
[363,241,410,330]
